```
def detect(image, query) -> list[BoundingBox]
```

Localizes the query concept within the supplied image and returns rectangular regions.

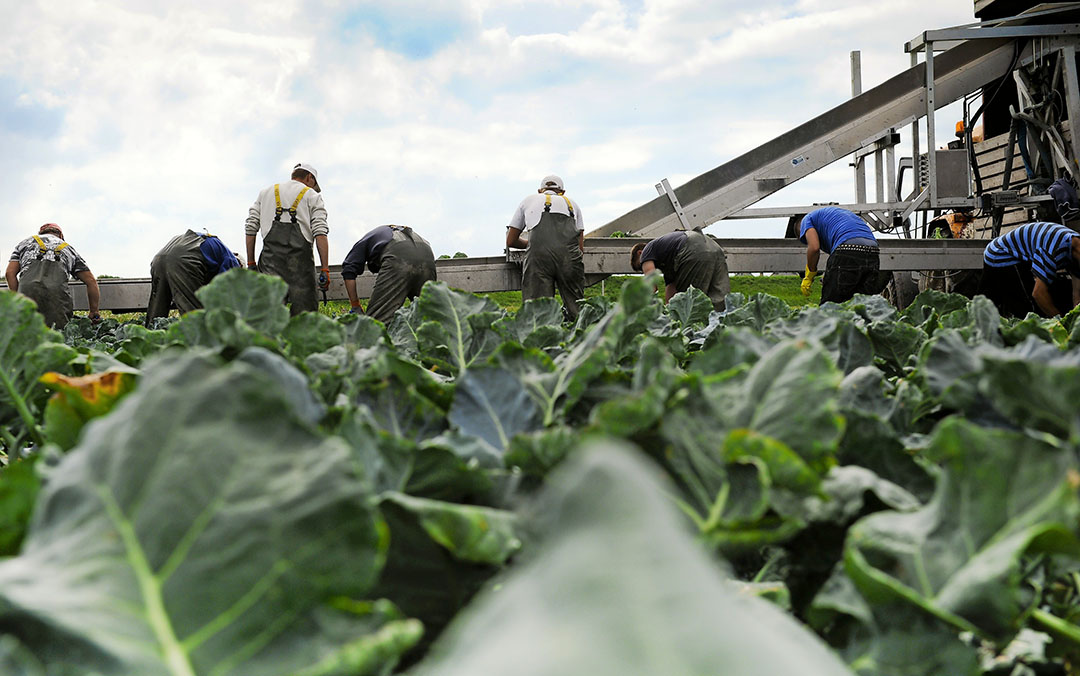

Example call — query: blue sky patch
[338,6,470,59]
[0,78,63,139]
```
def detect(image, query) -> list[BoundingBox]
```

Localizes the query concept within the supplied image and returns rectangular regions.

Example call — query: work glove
[800,266,817,297]
[349,306,362,315]
[318,269,331,291]
[88,311,102,323]
[247,260,258,270]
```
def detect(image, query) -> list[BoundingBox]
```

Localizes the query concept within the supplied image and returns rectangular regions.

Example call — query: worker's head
[39,223,64,240]
[630,242,646,272]
[292,163,321,193]
[538,175,564,194]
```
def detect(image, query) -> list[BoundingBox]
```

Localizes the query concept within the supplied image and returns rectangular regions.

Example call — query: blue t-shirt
[341,225,396,280]
[799,207,876,254]
[199,236,241,276]
[984,222,1077,284]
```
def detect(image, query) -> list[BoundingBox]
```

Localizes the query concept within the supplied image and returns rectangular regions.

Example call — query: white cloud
[3,0,977,278]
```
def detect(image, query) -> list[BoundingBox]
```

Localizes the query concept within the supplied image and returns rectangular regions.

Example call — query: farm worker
[979,221,1080,318]
[145,230,242,323]
[5,224,100,329]
[506,175,585,321]
[798,207,889,304]
[341,225,437,323]
[245,162,330,315]
[629,231,730,311]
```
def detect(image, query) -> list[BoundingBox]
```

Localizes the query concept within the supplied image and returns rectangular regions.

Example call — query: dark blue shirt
[199,235,241,276]
[985,222,1077,284]
[341,226,395,280]
[799,207,876,254]
[640,231,687,286]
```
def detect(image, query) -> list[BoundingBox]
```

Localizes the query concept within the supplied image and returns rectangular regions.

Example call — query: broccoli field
[5,268,1080,675]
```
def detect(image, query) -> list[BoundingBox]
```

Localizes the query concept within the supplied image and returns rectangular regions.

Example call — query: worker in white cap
[506,175,585,320]
[244,162,330,315]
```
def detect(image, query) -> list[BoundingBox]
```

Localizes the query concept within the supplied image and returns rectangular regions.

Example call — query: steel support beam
[3,240,990,313]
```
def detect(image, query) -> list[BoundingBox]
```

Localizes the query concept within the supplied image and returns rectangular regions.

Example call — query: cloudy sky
[3,0,977,277]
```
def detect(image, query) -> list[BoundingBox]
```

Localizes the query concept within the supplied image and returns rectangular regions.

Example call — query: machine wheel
[882,271,919,309]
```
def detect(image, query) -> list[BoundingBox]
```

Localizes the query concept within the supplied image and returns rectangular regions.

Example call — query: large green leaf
[282,312,347,360]
[723,293,793,332]
[448,366,542,453]
[195,268,290,336]
[845,417,1080,640]
[0,457,40,556]
[492,298,565,349]
[370,493,518,658]
[666,286,713,327]
[411,442,856,676]
[0,291,77,450]
[0,351,397,675]
[413,283,503,375]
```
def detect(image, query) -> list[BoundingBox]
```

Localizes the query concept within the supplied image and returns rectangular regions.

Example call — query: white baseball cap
[294,163,321,192]
[539,174,564,192]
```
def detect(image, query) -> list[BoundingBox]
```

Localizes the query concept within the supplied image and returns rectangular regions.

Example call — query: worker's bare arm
[641,261,657,275]
[76,270,100,318]
[5,261,19,292]
[664,283,677,303]
[1072,275,1080,308]
[506,227,528,250]
[1032,277,1062,316]
[578,231,584,253]
[344,278,359,306]
[803,228,821,271]
[245,235,257,268]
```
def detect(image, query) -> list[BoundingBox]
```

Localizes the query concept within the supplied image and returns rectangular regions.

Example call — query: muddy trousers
[672,231,730,311]
[259,221,317,316]
[20,259,74,329]
[366,229,438,324]
[522,213,585,321]
[147,230,211,322]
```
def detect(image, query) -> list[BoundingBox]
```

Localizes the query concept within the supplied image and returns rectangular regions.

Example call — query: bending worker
[979,221,1080,317]
[245,163,330,315]
[630,230,730,311]
[145,230,241,323]
[341,224,437,323]
[799,206,888,303]
[506,175,585,320]
[5,223,99,328]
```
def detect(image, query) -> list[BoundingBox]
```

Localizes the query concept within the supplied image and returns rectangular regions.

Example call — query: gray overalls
[366,226,438,324]
[19,235,75,329]
[672,231,730,312]
[522,193,585,320]
[146,230,212,322]
[258,184,317,315]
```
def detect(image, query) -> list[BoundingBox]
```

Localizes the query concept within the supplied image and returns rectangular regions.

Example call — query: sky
[1,0,978,278]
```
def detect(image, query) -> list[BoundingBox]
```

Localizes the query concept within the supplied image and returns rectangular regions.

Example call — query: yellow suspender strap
[291,187,309,213]
[274,184,282,213]
[31,236,67,254]
[543,193,574,215]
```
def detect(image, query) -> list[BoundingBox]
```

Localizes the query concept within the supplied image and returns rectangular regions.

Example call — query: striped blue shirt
[984,222,1077,284]
[799,207,876,254]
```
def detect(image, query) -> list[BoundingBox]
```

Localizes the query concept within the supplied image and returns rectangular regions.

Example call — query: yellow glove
[800,266,817,296]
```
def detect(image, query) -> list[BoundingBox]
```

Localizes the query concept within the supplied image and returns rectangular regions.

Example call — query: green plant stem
[1031,608,1080,646]
[0,370,44,448]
